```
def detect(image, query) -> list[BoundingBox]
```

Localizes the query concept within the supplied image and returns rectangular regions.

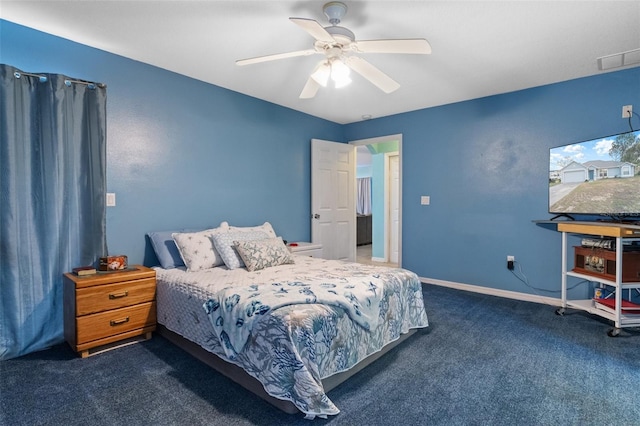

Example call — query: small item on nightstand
[289,243,298,247]
[72,266,97,276]
[99,255,128,271]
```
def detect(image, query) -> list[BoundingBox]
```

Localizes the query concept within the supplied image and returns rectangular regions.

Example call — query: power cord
[509,260,589,306]
[627,110,640,132]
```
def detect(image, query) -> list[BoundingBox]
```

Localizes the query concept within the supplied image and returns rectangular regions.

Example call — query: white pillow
[211,230,270,270]
[172,222,229,272]
[234,237,295,272]
[229,222,277,238]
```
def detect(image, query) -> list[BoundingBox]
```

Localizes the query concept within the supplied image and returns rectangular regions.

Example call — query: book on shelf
[72,266,97,276]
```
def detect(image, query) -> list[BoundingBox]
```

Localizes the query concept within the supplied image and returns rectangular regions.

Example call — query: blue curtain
[0,64,107,360]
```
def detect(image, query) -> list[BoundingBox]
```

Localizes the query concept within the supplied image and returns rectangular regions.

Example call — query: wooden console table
[550,221,640,336]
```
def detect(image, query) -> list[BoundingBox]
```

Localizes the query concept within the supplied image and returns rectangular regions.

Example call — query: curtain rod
[13,71,106,89]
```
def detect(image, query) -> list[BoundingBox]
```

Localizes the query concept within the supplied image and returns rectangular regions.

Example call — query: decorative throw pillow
[149,222,229,269]
[172,223,230,272]
[234,237,295,272]
[148,230,193,269]
[211,230,270,270]
[229,222,277,238]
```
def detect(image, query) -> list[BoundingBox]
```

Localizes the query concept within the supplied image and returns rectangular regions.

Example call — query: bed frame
[157,324,417,414]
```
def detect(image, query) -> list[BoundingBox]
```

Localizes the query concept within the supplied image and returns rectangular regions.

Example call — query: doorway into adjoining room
[352,135,401,268]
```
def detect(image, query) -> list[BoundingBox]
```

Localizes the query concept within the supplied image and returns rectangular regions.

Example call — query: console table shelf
[553,221,640,337]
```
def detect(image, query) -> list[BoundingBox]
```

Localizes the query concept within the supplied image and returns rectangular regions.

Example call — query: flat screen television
[549,129,640,220]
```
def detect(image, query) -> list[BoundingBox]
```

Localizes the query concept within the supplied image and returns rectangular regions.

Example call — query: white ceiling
[1,1,639,124]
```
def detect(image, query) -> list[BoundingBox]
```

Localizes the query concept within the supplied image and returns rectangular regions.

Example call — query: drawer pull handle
[109,291,128,299]
[110,317,130,326]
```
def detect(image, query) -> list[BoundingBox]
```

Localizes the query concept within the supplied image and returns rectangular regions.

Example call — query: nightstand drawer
[76,301,156,344]
[76,277,156,316]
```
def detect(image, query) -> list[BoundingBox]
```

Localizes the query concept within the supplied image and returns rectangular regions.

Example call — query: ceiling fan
[236,1,432,99]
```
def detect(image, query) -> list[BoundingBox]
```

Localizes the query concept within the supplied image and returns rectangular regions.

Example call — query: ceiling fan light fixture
[330,58,351,87]
[310,62,331,87]
[333,75,352,88]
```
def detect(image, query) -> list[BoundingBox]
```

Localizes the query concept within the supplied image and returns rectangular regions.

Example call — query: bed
[148,222,429,419]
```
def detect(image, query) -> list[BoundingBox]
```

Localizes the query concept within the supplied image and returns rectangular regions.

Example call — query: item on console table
[581,237,640,251]
[99,255,128,271]
[72,266,97,276]
[594,297,640,315]
[581,238,615,250]
[573,246,640,282]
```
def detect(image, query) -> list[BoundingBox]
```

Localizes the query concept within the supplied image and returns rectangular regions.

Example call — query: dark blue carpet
[1,284,639,425]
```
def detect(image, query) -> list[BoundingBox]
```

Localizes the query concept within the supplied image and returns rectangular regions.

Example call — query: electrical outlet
[622,105,633,118]
[507,255,515,270]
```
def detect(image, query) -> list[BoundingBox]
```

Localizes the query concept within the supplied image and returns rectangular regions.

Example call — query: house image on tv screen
[558,160,635,183]
[548,130,640,215]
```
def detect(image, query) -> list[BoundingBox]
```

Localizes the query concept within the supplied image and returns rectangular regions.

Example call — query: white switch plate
[420,196,430,205]
[106,193,116,207]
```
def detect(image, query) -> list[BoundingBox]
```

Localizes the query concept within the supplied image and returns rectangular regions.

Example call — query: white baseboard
[371,257,386,263]
[420,276,562,307]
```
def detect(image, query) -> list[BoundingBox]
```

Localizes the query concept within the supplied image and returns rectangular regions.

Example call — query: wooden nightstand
[63,265,157,357]
[288,242,323,258]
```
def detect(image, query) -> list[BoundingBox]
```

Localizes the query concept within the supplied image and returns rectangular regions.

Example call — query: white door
[311,139,356,261]
[389,154,400,263]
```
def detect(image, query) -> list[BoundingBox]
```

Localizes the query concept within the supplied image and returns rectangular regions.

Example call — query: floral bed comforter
[155,256,428,419]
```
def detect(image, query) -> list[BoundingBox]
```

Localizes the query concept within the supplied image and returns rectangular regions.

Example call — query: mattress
[155,255,428,418]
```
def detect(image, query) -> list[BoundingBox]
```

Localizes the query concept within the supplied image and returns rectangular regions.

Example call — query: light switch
[106,193,116,207]
[420,196,430,205]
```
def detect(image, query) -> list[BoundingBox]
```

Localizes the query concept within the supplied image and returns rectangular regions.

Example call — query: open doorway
[351,135,402,268]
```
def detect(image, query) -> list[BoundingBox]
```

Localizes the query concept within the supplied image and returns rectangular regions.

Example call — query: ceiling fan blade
[354,39,432,55]
[299,76,320,99]
[290,18,335,43]
[345,56,400,94]
[236,49,317,66]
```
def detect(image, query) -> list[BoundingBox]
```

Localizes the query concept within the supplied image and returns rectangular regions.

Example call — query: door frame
[350,134,403,266]
[386,152,400,264]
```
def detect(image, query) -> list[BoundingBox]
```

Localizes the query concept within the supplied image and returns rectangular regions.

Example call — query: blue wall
[345,68,640,297]
[3,19,640,298]
[1,20,344,266]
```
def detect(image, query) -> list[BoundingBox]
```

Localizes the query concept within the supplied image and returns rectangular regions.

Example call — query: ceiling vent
[597,48,640,70]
